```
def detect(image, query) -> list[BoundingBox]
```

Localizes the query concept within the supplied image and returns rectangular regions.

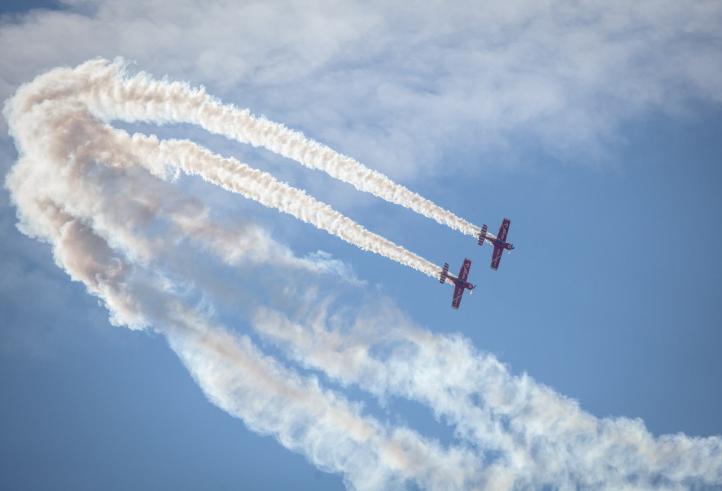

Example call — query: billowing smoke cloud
[5,60,721,490]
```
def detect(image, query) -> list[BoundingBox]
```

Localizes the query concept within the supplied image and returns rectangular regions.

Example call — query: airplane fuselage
[481,218,514,271]
[490,238,514,251]
[449,276,475,291]
[441,258,475,309]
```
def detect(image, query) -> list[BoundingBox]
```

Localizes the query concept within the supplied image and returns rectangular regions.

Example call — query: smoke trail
[7,64,446,282]
[20,58,492,241]
[4,69,490,491]
[251,302,722,490]
[9,59,721,491]
[119,130,444,279]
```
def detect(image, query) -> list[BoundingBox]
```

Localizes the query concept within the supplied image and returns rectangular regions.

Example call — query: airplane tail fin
[439,262,449,283]
[478,224,488,245]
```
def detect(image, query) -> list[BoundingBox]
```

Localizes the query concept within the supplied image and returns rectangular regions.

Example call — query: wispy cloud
[2,1,721,177]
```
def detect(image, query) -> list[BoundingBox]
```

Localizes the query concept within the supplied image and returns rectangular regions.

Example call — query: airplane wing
[497,218,510,243]
[458,258,472,282]
[451,284,465,309]
[491,245,503,270]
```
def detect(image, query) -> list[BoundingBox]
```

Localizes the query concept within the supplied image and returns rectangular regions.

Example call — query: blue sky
[1,2,721,490]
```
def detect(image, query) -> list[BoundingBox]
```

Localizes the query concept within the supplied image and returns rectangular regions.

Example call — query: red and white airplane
[478,218,514,270]
[439,258,475,309]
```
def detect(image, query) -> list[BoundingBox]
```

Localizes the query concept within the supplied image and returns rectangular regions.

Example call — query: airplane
[439,258,475,309]
[477,218,514,270]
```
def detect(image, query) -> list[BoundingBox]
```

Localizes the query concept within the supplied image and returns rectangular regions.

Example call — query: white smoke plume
[7,60,446,281]
[252,302,722,490]
[27,57,492,241]
[5,60,721,490]
[4,64,490,490]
